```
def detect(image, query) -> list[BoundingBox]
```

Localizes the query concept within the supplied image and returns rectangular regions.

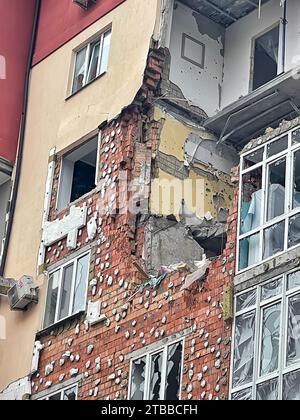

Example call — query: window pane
[267,136,288,158]
[240,169,263,236]
[287,294,300,366]
[257,378,279,400]
[252,25,279,90]
[267,158,286,222]
[48,392,61,401]
[99,30,111,75]
[165,342,183,401]
[263,221,285,260]
[44,270,60,328]
[232,388,252,400]
[243,148,264,170]
[261,278,282,301]
[288,270,300,291]
[130,357,146,400]
[292,128,300,146]
[72,254,89,314]
[86,41,100,83]
[289,214,300,249]
[260,304,281,376]
[63,386,77,401]
[149,352,163,400]
[233,311,256,388]
[236,289,257,312]
[58,264,74,320]
[72,46,87,93]
[239,232,260,270]
[293,150,300,210]
[283,369,300,400]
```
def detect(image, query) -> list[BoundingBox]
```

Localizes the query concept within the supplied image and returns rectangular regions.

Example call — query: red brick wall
[31,50,240,401]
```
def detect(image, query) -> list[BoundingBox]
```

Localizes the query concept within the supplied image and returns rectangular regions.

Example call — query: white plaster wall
[169,2,225,116]
[221,0,300,108]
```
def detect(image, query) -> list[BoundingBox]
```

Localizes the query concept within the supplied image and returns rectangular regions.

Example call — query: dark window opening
[252,25,280,91]
[57,136,98,210]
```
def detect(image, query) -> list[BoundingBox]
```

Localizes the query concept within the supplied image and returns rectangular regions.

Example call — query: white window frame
[128,338,185,401]
[56,135,99,211]
[230,268,300,400]
[237,125,300,274]
[71,28,112,94]
[43,252,90,329]
[40,384,78,401]
[249,21,284,92]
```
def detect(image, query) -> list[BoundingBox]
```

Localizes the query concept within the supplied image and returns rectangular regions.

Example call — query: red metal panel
[0,0,36,164]
[33,0,126,66]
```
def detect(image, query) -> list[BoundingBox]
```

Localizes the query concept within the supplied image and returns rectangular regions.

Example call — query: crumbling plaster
[168,1,225,116]
[150,106,233,219]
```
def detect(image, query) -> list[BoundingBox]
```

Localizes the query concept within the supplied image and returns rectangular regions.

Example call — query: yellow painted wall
[151,107,233,218]
[0,0,160,391]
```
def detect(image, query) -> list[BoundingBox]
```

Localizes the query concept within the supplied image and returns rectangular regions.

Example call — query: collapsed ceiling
[180,0,271,27]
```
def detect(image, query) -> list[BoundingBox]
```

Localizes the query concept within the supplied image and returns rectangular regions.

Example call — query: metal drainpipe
[0,0,41,277]
[282,0,287,73]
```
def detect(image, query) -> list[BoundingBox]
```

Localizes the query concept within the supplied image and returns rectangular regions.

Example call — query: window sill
[234,246,300,293]
[65,71,107,101]
[36,311,85,339]
[55,184,101,219]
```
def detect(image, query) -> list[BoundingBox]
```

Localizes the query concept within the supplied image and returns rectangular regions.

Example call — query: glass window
[239,126,300,272]
[72,29,111,94]
[57,136,98,211]
[252,25,280,91]
[130,341,183,401]
[42,385,78,401]
[232,273,300,400]
[43,253,89,329]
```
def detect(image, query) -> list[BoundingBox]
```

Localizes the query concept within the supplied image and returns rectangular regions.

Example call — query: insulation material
[181,259,211,290]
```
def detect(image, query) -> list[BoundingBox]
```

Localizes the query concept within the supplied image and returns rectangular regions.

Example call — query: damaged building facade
[1,0,300,401]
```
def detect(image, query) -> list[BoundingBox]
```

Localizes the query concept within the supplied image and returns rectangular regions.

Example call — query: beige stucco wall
[0,0,160,391]
[151,107,233,219]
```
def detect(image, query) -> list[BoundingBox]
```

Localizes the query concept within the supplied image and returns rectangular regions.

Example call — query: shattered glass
[292,128,300,146]
[231,388,252,401]
[266,158,286,222]
[283,369,300,400]
[257,378,279,400]
[233,311,256,388]
[287,270,300,291]
[44,270,60,328]
[263,221,285,260]
[236,289,257,312]
[130,357,146,400]
[261,278,282,301]
[267,136,288,158]
[260,304,281,376]
[63,386,77,401]
[288,214,300,249]
[243,148,264,170]
[149,352,163,400]
[287,294,300,366]
[72,254,89,314]
[165,342,183,400]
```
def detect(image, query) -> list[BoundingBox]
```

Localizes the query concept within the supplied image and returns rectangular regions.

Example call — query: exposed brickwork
[31,48,240,401]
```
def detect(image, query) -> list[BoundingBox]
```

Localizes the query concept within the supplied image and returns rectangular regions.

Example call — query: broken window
[43,253,90,329]
[129,340,183,401]
[232,271,300,400]
[252,25,280,91]
[57,136,98,211]
[239,127,300,271]
[41,385,78,401]
[71,29,111,94]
